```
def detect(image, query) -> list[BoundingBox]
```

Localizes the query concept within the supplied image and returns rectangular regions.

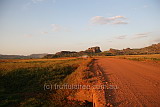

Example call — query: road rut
[96,58,160,107]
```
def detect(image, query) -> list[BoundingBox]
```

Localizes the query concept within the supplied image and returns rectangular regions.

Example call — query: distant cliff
[85,46,102,53]
[43,46,102,58]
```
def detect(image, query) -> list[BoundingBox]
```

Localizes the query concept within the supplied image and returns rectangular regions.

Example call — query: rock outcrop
[43,46,102,58]
[85,46,102,53]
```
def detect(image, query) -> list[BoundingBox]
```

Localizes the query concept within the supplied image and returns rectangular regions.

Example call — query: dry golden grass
[51,58,94,106]
[104,54,160,62]
[0,57,93,107]
[0,58,91,106]
[0,58,77,73]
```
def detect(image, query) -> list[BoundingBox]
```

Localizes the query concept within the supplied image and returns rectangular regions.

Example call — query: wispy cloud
[108,40,112,42]
[133,4,149,11]
[51,24,71,32]
[23,0,50,10]
[116,35,127,39]
[112,21,128,24]
[52,24,62,32]
[153,38,160,43]
[41,31,48,34]
[32,0,56,3]
[134,32,151,39]
[83,27,91,31]
[32,0,46,3]
[90,16,128,25]
[143,5,149,8]
[23,2,31,10]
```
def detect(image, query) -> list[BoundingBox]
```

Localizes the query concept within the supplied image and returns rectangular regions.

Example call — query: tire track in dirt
[96,58,160,107]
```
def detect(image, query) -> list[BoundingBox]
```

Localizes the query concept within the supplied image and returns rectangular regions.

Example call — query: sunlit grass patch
[106,54,160,62]
[0,58,89,107]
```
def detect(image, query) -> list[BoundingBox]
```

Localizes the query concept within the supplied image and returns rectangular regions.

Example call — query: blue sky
[0,0,160,55]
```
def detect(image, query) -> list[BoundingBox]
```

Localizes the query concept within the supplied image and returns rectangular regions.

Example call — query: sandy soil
[95,58,160,107]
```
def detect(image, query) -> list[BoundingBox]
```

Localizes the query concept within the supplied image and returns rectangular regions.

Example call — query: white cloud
[51,24,71,32]
[109,16,126,20]
[90,15,128,25]
[90,16,109,24]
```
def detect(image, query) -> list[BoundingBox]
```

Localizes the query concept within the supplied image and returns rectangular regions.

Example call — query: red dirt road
[96,58,160,107]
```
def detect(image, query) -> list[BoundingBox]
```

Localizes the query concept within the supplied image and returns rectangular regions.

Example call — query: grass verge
[105,54,160,62]
[0,58,91,107]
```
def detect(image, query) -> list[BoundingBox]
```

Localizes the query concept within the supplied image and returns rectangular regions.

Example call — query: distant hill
[1,43,160,59]
[44,43,160,58]
[0,53,48,59]
[0,55,28,59]
[104,43,160,56]
[28,54,48,58]
[141,43,160,54]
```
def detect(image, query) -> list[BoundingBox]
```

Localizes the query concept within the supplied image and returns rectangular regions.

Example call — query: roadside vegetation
[0,58,93,107]
[106,54,160,62]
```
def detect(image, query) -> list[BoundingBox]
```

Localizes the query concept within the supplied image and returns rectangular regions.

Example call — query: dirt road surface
[95,58,160,107]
